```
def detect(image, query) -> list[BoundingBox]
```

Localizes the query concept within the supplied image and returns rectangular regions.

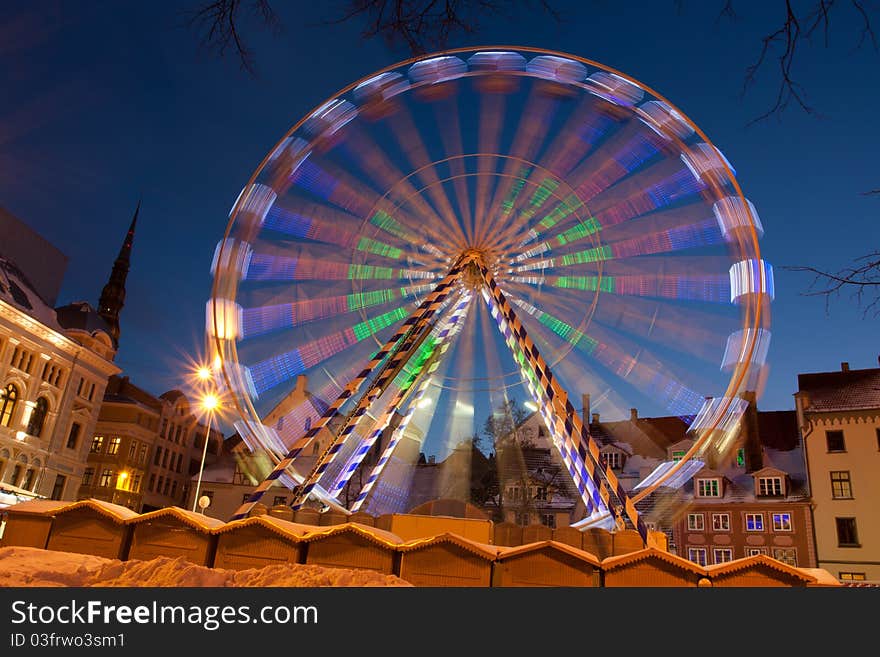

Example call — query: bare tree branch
[784,251,880,317]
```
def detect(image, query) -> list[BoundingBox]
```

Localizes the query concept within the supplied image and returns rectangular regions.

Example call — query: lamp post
[192,391,219,513]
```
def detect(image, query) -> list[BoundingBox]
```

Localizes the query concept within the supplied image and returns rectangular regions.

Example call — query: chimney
[581,393,590,428]
[740,390,763,473]
[428,455,435,464]
[630,408,638,422]
[841,362,850,372]
[591,412,600,425]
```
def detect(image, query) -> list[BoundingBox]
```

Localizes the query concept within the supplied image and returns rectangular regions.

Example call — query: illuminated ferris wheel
[209,47,772,542]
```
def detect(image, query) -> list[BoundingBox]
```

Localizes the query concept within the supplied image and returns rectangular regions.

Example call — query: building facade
[796,360,880,583]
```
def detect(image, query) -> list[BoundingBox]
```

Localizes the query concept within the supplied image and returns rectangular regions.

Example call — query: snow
[0,546,412,587]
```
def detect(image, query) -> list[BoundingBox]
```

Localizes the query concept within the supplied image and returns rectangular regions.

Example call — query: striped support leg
[479,264,649,544]
[351,292,472,513]
[290,267,465,510]
[229,259,468,521]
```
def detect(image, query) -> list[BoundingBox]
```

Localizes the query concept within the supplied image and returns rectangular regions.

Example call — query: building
[78,375,223,512]
[0,208,120,506]
[796,359,880,584]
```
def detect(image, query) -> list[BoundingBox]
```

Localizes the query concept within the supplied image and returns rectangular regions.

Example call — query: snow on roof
[397,532,499,559]
[1,499,71,515]
[495,540,600,564]
[705,554,816,582]
[0,255,65,331]
[299,522,403,548]
[601,546,708,575]
[128,506,226,530]
[213,515,316,539]
[55,499,140,522]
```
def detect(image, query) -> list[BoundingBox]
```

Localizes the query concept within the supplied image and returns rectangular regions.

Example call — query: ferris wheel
[209,47,772,542]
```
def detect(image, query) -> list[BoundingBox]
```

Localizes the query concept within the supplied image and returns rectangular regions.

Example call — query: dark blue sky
[2,1,878,415]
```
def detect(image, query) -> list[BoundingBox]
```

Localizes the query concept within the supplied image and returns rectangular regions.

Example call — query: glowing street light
[192,392,220,513]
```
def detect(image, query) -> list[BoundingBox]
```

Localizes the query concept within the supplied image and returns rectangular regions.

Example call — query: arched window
[0,384,19,427]
[27,396,49,437]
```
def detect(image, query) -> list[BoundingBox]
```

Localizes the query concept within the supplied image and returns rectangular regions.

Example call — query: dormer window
[602,451,623,469]
[758,475,784,497]
[696,477,721,498]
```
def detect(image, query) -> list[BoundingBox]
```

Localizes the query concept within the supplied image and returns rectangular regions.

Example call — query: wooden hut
[397,533,498,587]
[493,522,523,547]
[126,507,224,566]
[521,523,553,544]
[347,511,376,527]
[45,500,137,560]
[213,516,314,570]
[267,504,294,522]
[581,527,614,559]
[294,507,321,527]
[611,529,646,556]
[0,500,69,549]
[706,555,817,587]
[318,510,349,527]
[551,526,584,550]
[601,547,708,587]
[302,523,401,574]
[493,541,601,587]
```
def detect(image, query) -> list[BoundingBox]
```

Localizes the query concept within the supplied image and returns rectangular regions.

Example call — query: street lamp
[192,392,219,513]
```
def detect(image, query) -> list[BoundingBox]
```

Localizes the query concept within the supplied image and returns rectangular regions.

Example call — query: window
[840,572,866,582]
[22,468,35,490]
[826,430,845,452]
[746,513,764,531]
[10,464,22,487]
[99,469,114,487]
[176,453,183,473]
[154,446,162,466]
[106,437,121,455]
[836,517,859,547]
[758,476,783,497]
[772,548,797,566]
[831,471,853,499]
[160,418,168,439]
[90,435,104,453]
[672,450,686,462]
[312,441,320,455]
[688,548,707,566]
[148,474,155,492]
[138,444,147,464]
[242,493,251,503]
[712,513,730,532]
[0,384,19,427]
[82,468,94,486]
[535,487,547,501]
[696,478,721,498]
[736,447,745,467]
[50,475,66,501]
[131,474,141,493]
[66,423,81,449]
[273,496,287,506]
[26,397,49,437]
[713,548,734,564]
[604,452,622,469]
[171,481,177,497]
[162,450,169,469]
[128,440,137,460]
[772,513,792,532]
[516,512,530,526]
[541,513,556,528]
[877,428,880,451]
[747,548,768,557]
[687,513,704,531]
[163,479,170,495]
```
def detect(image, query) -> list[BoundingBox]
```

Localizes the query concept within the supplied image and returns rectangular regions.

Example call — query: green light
[537,312,598,355]
[346,289,398,312]
[553,276,615,293]
[347,264,394,279]
[356,237,402,259]
[370,211,407,238]
[352,306,408,341]
[539,194,583,230]
[560,245,614,266]
[529,179,559,208]
[556,217,601,246]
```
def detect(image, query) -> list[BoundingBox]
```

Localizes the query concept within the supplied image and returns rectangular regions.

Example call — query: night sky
[2,1,878,422]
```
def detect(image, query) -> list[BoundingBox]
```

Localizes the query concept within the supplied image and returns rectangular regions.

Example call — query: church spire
[98,200,139,345]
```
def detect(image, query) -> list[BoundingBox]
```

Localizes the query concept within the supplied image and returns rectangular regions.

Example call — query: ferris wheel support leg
[229,258,469,521]
[477,263,649,546]
[349,292,472,513]
[289,262,469,511]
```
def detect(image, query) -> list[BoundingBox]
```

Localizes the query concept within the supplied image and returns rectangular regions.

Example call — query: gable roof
[798,367,880,412]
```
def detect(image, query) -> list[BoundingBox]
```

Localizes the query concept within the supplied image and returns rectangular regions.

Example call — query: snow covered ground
[0,546,412,587]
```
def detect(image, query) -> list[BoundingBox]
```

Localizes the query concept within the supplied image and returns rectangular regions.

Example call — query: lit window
[107,437,121,455]
[826,430,845,452]
[746,513,764,531]
[687,513,704,531]
[831,471,852,499]
[747,548,768,557]
[836,517,859,547]
[697,478,721,498]
[736,448,745,467]
[99,469,114,487]
[758,476,783,497]
[772,548,797,566]
[90,435,104,453]
[672,450,685,462]
[772,513,792,532]
[82,468,94,486]
[688,548,707,566]
[840,572,866,581]
[0,384,19,427]
[713,548,733,564]
[712,513,730,531]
